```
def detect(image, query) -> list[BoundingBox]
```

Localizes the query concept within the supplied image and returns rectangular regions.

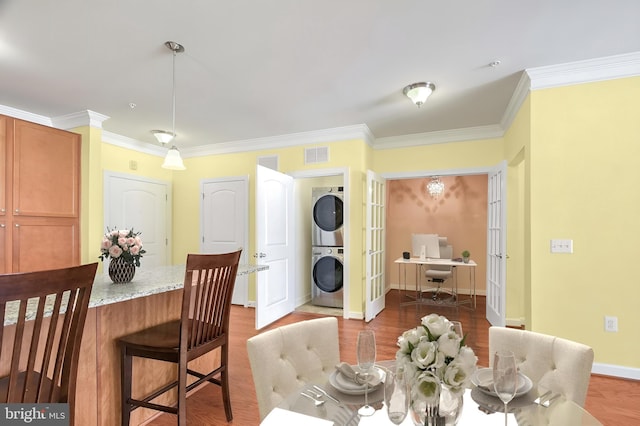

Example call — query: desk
[265,363,603,425]
[394,257,477,309]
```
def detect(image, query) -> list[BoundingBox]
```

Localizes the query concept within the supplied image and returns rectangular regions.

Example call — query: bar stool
[0,263,98,425]
[118,250,241,426]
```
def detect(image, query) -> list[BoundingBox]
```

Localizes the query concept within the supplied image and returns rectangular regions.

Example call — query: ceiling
[1,1,639,152]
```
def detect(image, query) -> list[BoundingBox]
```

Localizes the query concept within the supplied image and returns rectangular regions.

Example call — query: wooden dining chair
[119,250,242,426]
[0,263,98,424]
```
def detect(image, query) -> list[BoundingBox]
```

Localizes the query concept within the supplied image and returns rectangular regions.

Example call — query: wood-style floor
[147,291,640,425]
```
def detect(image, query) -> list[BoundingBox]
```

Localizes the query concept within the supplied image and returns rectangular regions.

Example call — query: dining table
[260,361,603,426]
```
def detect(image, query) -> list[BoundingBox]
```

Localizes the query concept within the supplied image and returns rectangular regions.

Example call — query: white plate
[328,366,384,395]
[471,367,533,398]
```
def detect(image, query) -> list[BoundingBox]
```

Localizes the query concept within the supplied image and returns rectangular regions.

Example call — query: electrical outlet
[604,316,618,332]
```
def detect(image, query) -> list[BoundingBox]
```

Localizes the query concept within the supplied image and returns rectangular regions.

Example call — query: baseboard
[505,318,525,328]
[592,362,640,380]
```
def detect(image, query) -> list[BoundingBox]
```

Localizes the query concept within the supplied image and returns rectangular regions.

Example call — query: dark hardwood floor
[147,291,640,425]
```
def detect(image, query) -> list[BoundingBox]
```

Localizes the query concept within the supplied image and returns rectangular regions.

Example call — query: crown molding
[182,123,374,158]
[0,104,52,126]
[526,51,640,90]
[52,110,110,130]
[500,71,531,131]
[373,125,504,150]
[102,131,166,157]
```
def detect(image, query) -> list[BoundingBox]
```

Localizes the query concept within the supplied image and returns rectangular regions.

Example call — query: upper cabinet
[0,115,81,273]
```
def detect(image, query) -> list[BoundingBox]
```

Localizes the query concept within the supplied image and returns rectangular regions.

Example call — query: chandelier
[427,176,445,198]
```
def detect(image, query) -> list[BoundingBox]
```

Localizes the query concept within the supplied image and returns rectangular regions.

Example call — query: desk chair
[119,250,241,426]
[424,244,454,300]
[0,263,98,425]
[489,326,594,407]
[247,317,340,421]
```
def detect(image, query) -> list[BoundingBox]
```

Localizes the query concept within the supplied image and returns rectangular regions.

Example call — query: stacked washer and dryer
[311,187,344,308]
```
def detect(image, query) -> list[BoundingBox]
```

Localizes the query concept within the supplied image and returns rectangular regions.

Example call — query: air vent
[257,155,278,171]
[305,146,329,164]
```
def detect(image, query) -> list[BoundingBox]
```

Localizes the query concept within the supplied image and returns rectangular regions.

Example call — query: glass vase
[411,384,463,426]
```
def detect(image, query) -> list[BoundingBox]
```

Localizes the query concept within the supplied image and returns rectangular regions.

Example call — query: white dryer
[311,246,344,308]
[311,186,344,247]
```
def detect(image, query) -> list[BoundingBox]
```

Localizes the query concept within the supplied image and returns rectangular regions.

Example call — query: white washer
[311,246,344,308]
[311,187,344,247]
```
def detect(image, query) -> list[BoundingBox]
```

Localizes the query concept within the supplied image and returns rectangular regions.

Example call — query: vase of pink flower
[99,228,145,283]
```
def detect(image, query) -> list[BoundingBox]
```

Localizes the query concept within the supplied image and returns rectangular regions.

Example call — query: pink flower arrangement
[99,228,146,266]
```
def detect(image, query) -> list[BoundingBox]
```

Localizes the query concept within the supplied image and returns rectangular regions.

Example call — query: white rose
[457,346,478,368]
[421,314,450,338]
[413,370,440,403]
[411,339,438,370]
[437,331,461,358]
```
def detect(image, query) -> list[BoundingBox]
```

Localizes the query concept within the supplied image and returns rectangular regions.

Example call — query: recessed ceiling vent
[305,146,329,164]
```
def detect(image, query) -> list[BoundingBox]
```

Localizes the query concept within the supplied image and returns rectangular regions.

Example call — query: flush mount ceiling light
[403,82,436,108]
[427,176,445,198]
[154,41,186,171]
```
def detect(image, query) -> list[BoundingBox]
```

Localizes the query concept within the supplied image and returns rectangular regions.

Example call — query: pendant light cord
[171,49,176,138]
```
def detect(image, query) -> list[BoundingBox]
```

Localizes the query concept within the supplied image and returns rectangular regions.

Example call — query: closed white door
[201,177,249,305]
[104,172,169,269]
[486,161,507,326]
[365,170,386,321]
[255,165,295,329]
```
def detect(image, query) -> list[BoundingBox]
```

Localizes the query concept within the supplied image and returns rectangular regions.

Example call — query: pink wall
[386,175,487,291]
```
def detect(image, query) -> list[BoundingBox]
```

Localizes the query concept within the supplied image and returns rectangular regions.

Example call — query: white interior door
[486,161,507,326]
[104,172,169,269]
[365,170,386,321]
[256,165,295,329]
[201,177,249,306]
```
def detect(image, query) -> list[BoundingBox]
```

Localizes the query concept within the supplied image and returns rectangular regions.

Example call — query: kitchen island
[73,263,267,426]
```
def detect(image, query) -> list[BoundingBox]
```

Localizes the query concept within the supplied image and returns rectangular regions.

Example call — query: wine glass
[493,350,518,426]
[356,330,377,416]
[384,368,410,424]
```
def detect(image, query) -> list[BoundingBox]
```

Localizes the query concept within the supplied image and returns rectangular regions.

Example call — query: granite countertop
[3,263,268,326]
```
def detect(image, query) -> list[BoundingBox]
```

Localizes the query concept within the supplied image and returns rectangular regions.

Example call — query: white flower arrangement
[396,314,477,401]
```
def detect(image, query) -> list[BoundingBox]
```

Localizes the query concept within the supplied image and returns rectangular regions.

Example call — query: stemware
[356,330,377,416]
[493,350,518,426]
[384,368,410,424]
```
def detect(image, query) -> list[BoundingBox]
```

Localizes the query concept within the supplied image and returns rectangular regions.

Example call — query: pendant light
[153,41,186,170]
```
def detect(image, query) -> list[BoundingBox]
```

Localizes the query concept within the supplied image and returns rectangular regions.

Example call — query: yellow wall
[529,76,640,367]
[74,74,640,371]
[504,96,531,325]
[169,139,369,314]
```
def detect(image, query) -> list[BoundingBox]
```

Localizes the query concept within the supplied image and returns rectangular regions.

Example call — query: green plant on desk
[461,250,470,263]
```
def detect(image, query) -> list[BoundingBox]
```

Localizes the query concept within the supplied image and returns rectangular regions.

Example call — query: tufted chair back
[489,326,594,407]
[247,317,340,420]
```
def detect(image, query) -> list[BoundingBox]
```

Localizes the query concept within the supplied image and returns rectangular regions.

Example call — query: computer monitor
[411,233,440,259]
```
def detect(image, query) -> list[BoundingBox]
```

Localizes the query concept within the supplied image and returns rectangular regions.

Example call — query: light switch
[550,239,573,253]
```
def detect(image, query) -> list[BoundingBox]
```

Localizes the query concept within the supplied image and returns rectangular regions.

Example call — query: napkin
[335,362,381,386]
[260,407,334,426]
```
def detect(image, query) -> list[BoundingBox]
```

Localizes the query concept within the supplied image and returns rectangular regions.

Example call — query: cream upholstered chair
[489,326,594,407]
[247,317,340,420]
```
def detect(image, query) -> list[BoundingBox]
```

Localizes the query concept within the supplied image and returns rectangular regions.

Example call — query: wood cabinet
[0,114,80,273]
